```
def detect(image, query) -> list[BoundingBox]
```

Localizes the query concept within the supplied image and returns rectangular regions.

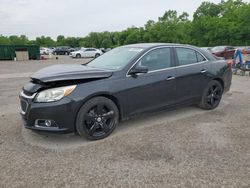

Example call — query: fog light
[45,120,52,127]
[35,119,57,128]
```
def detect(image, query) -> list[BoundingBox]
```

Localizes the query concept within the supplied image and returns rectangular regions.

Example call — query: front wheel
[76,97,119,140]
[95,53,100,58]
[76,54,81,58]
[198,80,223,110]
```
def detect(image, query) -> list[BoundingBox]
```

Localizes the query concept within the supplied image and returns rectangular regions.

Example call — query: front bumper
[20,91,77,133]
[69,53,76,58]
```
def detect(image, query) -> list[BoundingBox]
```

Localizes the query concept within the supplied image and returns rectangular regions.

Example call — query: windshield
[211,46,225,52]
[87,47,144,70]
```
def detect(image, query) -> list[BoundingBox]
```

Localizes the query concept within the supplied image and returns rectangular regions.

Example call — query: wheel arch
[98,93,122,120]
[74,93,123,132]
[213,77,224,91]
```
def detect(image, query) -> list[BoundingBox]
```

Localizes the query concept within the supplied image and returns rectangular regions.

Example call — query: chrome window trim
[126,46,209,77]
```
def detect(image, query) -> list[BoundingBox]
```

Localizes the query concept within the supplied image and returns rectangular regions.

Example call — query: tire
[232,69,237,75]
[76,97,119,140]
[240,71,245,76]
[198,80,223,110]
[95,53,100,58]
[76,54,81,58]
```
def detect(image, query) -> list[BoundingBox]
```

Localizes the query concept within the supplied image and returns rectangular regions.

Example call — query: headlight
[35,85,77,102]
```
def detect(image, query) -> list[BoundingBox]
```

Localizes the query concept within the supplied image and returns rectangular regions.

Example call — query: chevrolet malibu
[20,43,232,140]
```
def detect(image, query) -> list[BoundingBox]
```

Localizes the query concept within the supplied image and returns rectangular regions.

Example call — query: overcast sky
[0,0,224,39]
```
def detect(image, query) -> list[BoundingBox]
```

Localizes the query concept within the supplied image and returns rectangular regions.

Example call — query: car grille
[20,100,28,115]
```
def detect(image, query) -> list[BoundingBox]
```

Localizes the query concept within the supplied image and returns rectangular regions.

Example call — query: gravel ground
[0,57,250,188]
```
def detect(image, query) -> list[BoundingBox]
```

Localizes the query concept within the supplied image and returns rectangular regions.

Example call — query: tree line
[0,0,249,48]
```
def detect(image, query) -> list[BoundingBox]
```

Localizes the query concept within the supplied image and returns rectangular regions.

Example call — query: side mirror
[129,66,148,76]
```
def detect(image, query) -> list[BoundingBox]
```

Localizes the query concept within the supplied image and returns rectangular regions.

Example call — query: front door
[123,47,177,116]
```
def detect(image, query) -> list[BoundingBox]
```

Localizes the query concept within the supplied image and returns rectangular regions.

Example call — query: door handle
[166,76,175,81]
[201,69,207,73]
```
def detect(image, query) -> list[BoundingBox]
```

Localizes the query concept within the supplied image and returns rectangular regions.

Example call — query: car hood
[31,64,113,83]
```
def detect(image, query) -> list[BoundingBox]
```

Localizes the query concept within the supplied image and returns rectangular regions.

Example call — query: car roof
[122,43,218,61]
[122,43,196,50]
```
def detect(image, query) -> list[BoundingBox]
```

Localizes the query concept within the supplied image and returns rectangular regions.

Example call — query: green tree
[35,36,55,47]
[0,35,10,45]
[56,35,66,46]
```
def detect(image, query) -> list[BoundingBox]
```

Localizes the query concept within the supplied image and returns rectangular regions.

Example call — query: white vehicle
[70,48,103,58]
[40,47,53,55]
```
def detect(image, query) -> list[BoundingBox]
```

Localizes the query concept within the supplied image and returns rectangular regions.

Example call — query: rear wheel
[199,80,223,110]
[76,97,119,140]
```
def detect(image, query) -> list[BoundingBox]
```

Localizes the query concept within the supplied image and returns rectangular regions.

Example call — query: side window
[196,52,206,62]
[137,48,171,71]
[176,48,206,65]
[176,48,197,66]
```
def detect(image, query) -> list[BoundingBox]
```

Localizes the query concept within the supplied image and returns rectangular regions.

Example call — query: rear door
[174,47,211,103]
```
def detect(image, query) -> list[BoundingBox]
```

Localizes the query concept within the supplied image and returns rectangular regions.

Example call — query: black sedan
[20,43,232,140]
[53,46,75,55]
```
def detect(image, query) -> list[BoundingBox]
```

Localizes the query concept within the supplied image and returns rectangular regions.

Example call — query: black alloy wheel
[199,80,223,110]
[76,97,119,140]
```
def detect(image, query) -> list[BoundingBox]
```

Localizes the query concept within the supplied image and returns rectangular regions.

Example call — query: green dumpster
[0,45,40,60]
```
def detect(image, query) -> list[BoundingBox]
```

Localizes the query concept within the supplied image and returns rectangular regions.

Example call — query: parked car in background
[40,47,52,55]
[241,46,250,54]
[201,47,212,52]
[70,48,103,58]
[211,46,236,59]
[105,48,112,52]
[74,47,81,52]
[53,46,75,55]
[20,43,232,140]
[100,48,106,53]
[49,47,56,53]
